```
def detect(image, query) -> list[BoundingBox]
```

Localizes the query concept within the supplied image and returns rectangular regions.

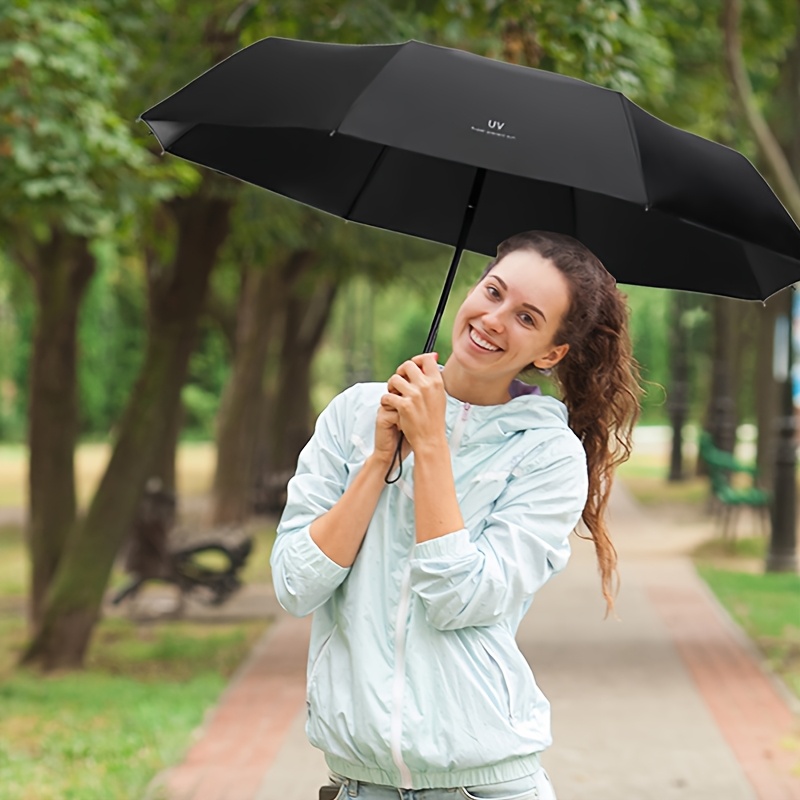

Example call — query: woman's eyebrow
[492,275,547,322]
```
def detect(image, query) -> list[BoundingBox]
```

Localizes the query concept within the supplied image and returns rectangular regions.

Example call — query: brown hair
[487,231,641,611]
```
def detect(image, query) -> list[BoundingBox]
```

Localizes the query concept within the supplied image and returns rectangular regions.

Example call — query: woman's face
[450,248,571,386]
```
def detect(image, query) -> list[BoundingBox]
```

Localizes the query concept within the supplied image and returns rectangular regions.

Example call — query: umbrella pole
[385,168,487,484]
[423,168,487,353]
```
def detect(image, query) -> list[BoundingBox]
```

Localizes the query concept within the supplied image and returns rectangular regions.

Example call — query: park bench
[112,478,253,610]
[697,431,770,543]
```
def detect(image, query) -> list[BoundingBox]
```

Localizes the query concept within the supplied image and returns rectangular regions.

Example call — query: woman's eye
[520,313,534,326]
[486,285,500,299]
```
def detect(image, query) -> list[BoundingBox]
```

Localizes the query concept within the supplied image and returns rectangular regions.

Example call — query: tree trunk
[706,296,739,454]
[277,278,339,467]
[20,192,233,671]
[23,230,95,629]
[212,267,279,525]
[667,292,690,481]
[258,273,338,512]
[755,295,782,488]
[152,400,182,497]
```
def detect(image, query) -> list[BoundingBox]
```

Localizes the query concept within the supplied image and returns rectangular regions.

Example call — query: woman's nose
[483,309,504,333]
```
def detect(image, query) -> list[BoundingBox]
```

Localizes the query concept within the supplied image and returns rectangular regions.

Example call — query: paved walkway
[147,484,800,800]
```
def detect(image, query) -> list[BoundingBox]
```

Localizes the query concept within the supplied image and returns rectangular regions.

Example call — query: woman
[271,231,640,799]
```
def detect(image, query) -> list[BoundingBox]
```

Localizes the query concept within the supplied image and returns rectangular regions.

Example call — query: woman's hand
[373,399,404,467]
[381,353,447,453]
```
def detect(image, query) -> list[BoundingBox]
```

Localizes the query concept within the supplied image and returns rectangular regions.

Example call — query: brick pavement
[149,616,314,800]
[146,485,800,800]
[649,579,800,799]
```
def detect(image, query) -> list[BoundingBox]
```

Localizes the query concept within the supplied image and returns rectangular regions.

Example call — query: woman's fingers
[380,392,400,410]
[398,354,437,376]
[394,353,440,385]
[386,373,412,396]
[408,352,439,375]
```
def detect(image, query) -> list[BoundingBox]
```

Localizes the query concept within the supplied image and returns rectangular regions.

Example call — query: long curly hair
[488,231,642,611]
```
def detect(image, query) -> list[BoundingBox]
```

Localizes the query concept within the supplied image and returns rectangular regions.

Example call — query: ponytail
[493,232,642,612]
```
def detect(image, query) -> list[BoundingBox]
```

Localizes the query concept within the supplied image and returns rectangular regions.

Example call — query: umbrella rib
[619,96,650,210]
[343,145,389,220]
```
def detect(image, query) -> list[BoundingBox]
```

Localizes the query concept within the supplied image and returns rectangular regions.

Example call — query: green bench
[697,431,770,543]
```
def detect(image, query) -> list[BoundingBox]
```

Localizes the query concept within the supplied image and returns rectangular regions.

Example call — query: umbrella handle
[384,168,486,485]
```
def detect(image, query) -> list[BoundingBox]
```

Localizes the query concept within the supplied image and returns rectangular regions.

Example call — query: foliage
[0,253,30,440]
[0,1,158,242]
[78,243,148,438]
[0,616,266,800]
[251,0,674,99]
[648,0,798,153]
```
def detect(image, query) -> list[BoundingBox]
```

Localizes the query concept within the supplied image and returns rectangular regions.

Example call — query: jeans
[329,769,557,800]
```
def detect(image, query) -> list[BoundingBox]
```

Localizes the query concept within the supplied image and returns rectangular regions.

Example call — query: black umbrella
[141,36,800,340]
[142,36,799,557]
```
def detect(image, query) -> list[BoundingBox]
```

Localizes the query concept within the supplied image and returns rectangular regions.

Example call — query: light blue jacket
[271,381,588,789]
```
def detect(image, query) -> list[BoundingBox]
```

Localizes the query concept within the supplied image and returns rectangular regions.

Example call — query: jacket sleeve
[270,389,354,617]
[408,435,588,630]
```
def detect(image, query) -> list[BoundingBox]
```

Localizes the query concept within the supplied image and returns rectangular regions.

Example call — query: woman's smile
[468,326,501,352]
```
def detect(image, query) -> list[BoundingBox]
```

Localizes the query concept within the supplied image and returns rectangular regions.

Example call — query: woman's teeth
[470,327,499,351]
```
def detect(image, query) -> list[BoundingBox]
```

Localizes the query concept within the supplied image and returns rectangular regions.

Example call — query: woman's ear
[533,343,569,370]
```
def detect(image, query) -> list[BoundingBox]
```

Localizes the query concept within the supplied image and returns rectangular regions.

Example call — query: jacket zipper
[448,402,471,451]
[390,562,413,788]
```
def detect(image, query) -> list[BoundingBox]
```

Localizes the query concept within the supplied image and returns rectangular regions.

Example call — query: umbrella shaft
[423,168,487,353]
[386,168,487,484]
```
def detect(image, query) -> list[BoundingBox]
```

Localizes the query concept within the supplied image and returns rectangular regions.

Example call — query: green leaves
[0,1,193,245]
[0,3,148,238]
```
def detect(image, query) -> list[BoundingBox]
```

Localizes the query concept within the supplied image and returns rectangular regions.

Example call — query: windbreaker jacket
[271,381,588,790]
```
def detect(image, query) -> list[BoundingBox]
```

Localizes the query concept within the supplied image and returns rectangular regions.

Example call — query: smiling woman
[270,230,641,799]
[444,249,572,405]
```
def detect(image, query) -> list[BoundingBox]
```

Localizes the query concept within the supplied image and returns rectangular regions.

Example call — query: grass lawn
[0,442,274,800]
[616,449,709,507]
[620,440,800,703]
[0,616,267,800]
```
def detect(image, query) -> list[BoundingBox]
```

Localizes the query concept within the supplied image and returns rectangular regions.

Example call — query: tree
[721,0,799,571]
[16,0,242,669]
[212,245,319,523]
[21,179,233,669]
[0,2,154,626]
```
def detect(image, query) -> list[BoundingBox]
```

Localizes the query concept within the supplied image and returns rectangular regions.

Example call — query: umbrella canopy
[141,37,800,309]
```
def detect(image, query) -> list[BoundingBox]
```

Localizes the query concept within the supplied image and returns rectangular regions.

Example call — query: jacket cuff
[295,526,351,581]
[411,528,471,559]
